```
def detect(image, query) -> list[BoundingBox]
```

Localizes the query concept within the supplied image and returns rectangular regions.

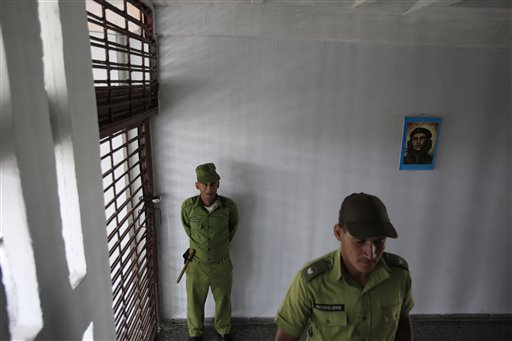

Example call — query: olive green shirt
[275,249,414,341]
[181,195,238,263]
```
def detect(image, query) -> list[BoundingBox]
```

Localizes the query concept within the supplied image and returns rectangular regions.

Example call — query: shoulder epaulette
[219,195,236,207]
[219,195,229,206]
[383,252,409,270]
[301,259,330,282]
[182,196,198,207]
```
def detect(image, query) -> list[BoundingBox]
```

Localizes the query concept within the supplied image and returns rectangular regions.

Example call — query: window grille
[87,1,159,340]
[87,0,158,138]
[100,123,158,341]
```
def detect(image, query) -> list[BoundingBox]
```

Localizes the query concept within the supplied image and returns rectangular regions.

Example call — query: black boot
[216,332,234,341]
[188,336,203,341]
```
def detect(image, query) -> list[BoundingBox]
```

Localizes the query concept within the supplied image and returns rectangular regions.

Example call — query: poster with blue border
[399,116,442,170]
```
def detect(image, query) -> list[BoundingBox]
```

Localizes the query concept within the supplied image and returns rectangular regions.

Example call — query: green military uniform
[182,194,239,337]
[275,249,414,341]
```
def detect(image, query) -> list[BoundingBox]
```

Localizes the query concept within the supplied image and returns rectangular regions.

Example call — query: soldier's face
[195,181,219,206]
[411,133,427,151]
[335,224,386,276]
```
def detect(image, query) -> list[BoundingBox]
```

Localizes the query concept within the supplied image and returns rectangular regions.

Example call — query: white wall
[153,3,511,319]
[1,1,116,339]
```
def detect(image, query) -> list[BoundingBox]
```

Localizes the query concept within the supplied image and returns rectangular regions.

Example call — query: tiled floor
[155,320,293,341]
[155,315,512,341]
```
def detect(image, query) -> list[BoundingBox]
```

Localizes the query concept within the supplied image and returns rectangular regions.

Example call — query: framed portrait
[399,116,442,170]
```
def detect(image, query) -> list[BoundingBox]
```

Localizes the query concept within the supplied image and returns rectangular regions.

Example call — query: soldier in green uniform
[181,163,239,341]
[275,193,414,341]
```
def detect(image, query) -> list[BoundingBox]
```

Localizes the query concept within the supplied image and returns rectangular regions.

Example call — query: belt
[194,255,229,265]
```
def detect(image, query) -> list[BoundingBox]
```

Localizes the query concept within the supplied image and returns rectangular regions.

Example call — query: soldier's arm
[275,327,299,341]
[384,252,414,341]
[394,313,413,341]
[275,263,322,341]
[181,204,191,238]
[228,202,239,241]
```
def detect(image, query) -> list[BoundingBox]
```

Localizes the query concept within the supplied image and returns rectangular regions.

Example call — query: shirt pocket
[309,309,348,341]
[382,301,401,323]
[190,217,207,242]
[379,301,402,339]
[209,213,230,240]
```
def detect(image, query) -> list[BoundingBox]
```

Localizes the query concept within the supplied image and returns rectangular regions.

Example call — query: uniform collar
[333,248,343,281]
[363,258,391,293]
[334,248,392,291]
[194,195,223,208]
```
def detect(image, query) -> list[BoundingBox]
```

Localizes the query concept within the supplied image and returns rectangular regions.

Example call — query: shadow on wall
[223,159,259,314]
[1,266,10,340]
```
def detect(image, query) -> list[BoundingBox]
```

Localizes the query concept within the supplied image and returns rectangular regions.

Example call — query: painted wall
[1,1,116,339]
[152,4,511,319]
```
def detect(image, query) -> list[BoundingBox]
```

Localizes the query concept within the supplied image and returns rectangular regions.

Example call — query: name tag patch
[190,216,201,223]
[314,303,345,311]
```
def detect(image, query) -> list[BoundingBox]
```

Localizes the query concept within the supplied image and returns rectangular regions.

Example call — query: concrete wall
[0,1,116,339]
[153,3,511,320]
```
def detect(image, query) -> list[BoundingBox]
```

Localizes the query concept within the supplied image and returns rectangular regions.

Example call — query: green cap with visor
[195,163,221,184]
[339,193,398,238]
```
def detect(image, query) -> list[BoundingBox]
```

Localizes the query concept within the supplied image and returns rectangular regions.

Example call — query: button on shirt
[181,195,238,263]
[275,249,414,341]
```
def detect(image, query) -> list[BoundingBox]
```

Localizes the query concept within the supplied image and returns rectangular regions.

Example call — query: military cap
[195,163,220,183]
[339,193,398,238]
[409,127,432,139]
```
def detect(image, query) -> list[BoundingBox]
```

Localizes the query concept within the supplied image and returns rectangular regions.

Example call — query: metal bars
[87,1,159,341]
[87,0,158,137]
[100,123,158,341]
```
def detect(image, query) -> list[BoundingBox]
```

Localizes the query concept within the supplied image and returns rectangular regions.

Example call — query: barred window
[87,1,159,341]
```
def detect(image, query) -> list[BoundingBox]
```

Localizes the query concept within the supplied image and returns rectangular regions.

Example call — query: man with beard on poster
[403,127,433,164]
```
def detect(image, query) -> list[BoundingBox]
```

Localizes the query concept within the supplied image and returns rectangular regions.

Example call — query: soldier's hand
[182,248,190,264]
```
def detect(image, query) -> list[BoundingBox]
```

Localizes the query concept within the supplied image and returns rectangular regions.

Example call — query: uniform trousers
[186,256,233,337]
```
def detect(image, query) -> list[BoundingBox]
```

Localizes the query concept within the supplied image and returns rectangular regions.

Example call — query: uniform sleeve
[181,202,191,238]
[228,201,239,241]
[275,271,312,338]
[401,271,414,315]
